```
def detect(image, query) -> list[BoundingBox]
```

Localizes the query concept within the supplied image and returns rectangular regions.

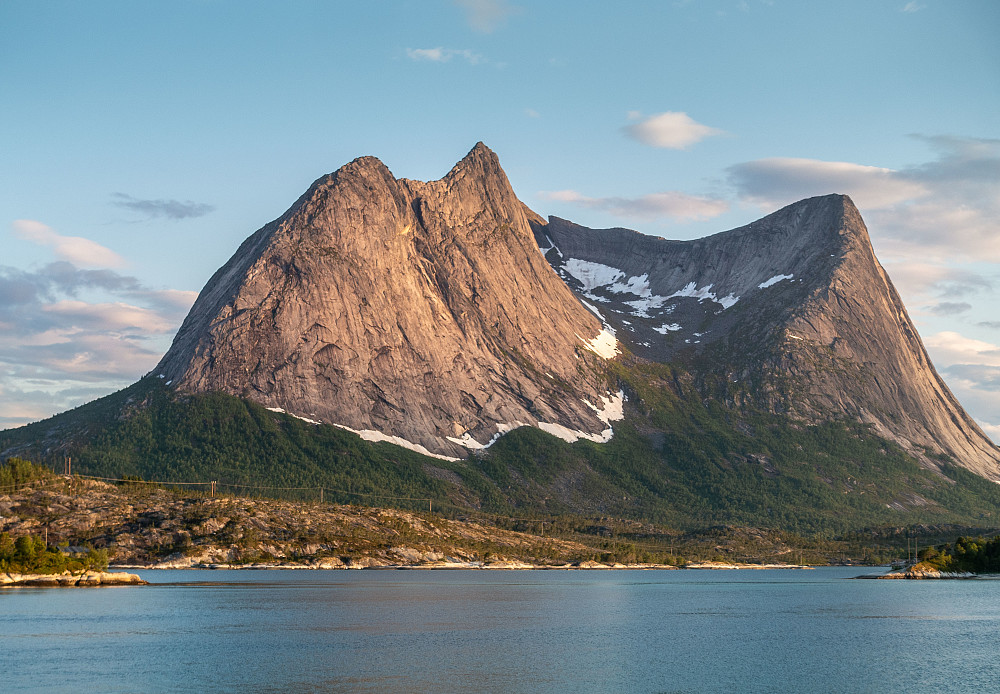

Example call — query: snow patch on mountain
[446,391,625,450]
[266,406,322,425]
[584,390,626,424]
[580,299,607,321]
[759,273,794,289]
[560,258,740,319]
[562,258,624,291]
[538,390,624,444]
[624,296,673,318]
[578,328,620,359]
[666,282,740,309]
[608,273,651,296]
[266,406,458,460]
[332,423,460,461]
[539,234,563,258]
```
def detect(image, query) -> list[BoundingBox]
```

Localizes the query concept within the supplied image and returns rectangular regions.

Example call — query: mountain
[3,143,999,532]
[532,196,1000,481]
[154,143,621,459]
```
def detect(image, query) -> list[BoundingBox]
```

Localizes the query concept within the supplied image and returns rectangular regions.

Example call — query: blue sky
[2,0,999,441]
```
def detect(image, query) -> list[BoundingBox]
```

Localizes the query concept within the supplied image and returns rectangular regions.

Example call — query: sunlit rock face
[155,143,621,458]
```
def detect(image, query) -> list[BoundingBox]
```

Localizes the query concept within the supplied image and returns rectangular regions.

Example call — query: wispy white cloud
[870,136,1000,263]
[454,0,520,33]
[925,301,972,316]
[0,258,195,429]
[111,193,214,220]
[42,300,175,334]
[901,2,925,13]
[12,219,126,268]
[539,189,729,221]
[406,47,485,65]
[726,158,927,209]
[924,332,1000,368]
[924,331,1000,443]
[624,111,726,150]
[0,382,116,428]
[875,261,991,305]
[727,136,1000,262]
[978,420,1000,440]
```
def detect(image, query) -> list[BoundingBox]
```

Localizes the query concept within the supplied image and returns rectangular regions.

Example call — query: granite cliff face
[533,195,1000,480]
[154,143,621,459]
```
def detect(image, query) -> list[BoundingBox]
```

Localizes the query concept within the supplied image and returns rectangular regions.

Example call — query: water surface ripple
[3,567,998,693]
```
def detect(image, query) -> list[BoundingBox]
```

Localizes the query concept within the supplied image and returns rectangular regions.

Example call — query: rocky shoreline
[1,476,872,571]
[685,561,813,570]
[112,559,682,571]
[854,565,978,579]
[2,570,147,587]
[109,559,815,571]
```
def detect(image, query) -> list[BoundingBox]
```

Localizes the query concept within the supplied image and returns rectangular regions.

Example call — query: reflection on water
[2,568,999,693]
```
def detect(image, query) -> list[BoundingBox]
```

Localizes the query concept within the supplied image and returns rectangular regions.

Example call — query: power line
[74,474,212,487]
[59,473,436,508]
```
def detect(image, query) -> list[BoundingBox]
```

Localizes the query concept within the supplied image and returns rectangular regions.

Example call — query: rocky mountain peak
[534,194,1000,480]
[154,144,621,459]
[447,141,501,176]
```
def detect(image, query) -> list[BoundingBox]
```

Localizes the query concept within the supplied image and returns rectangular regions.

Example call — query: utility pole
[319,487,323,504]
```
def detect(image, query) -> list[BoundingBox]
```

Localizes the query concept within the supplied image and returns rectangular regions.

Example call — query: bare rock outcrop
[535,194,1000,480]
[1,571,146,586]
[155,143,620,458]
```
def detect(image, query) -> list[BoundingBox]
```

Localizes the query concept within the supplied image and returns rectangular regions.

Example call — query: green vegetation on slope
[476,361,1000,532]
[3,370,1000,535]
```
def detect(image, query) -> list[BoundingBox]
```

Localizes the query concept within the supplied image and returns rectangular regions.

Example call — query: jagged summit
[154,143,622,459]
[534,194,1000,480]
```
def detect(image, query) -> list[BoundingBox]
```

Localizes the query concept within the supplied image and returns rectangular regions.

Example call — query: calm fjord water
[3,567,999,693]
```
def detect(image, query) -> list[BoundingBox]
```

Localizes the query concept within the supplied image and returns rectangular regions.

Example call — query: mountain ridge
[154,143,621,459]
[2,143,998,534]
[533,194,1000,479]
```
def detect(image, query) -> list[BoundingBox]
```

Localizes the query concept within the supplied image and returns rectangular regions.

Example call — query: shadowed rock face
[155,143,618,458]
[534,195,1000,480]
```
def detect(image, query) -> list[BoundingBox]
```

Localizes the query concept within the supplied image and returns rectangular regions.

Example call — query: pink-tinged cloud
[539,189,729,221]
[0,259,195,429]
[41,300,176,334]
[624,111,726,150]
[924,332,1000,368]
[12,219,126,268]
[873,261,992,305]
[727,158,927,210]
[923,331,1000,443]
[729,136,1000,262]
[978,420,1000,441]
[133,288,199,313]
